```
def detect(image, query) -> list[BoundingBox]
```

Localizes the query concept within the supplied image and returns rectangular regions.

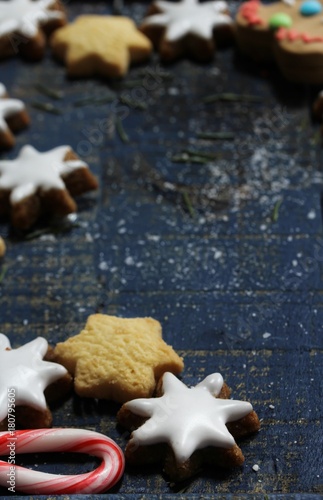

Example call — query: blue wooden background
[0,0,322,497]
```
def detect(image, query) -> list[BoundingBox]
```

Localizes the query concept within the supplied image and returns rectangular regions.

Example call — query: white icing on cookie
[0,0,64,38]
[142,0,232,41]
[0,98,25,133]
[282,0,295,5]
[126,372,253,464]
[0,83,6,97]
[0,333,67,422]
[0,145,88,203]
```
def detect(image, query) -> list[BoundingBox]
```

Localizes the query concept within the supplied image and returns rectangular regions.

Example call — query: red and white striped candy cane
[0,428,125,494]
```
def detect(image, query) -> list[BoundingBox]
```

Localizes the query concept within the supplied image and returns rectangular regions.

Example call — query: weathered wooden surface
[0,0,322,497]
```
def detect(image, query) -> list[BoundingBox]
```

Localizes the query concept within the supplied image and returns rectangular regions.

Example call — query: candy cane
[0,428,124,494]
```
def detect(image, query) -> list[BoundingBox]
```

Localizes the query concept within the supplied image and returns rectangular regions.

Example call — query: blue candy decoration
[299,0,322,16]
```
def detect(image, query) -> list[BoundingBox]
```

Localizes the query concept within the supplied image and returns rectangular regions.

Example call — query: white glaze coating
[0,81,26,133]
[0,145,88,203]
[126,372,253,464]
[142,0,232,42]
[0,334,67,421]
[0,97,25,132]
[0,0,64,38]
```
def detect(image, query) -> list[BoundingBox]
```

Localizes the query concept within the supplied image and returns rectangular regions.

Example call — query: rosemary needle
[119,79,143,89]
[115,116,130,144]
[31,101,62,115]
[182,190,195,218]
[271,198,283,222]
[34,83,63,100]
[73,95,116,107]
[197,131,235,141]
[183,149,221,160]
[203,92,262,104]
[0,265,7,283]
[25,221,81,240]
[119,95,147,110]
[171,154,210,164]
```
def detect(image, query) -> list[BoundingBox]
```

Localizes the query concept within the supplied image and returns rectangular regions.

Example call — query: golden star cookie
[236,0,323,84]
[0,0,66,61]
[0,83,30,150]
[50,15,153,79]
[53,314,184,402]
[117,372,260,482]
[139,0,233,62]
[0,144,98,230]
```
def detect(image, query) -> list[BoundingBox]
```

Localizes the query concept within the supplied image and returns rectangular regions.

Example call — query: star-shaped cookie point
[0,144,98,230]
[50,15,153,79]
[0,82,30,149]
[140,0,233,61]
[0,333,67,422]
[53,314,184,403]
[0,0,66,60]
[118,372,260,481]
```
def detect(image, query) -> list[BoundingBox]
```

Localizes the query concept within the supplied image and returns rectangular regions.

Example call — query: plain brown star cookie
[50,15,153,78]
[53,314,184,402]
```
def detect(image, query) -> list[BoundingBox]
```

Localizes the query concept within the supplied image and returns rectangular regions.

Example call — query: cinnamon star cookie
[139,0,233,61]
[0,145,98,230]
[118,372,260,481]
[0,83,30,150]
[0,0,66,60]
[0,334,71,429]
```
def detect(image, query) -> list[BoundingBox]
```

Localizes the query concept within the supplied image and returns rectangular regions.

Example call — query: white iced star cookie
[0,83,30,150]
[118,372,260,481]
[140,0,233,61]
[0,144,98,230]
[0,0,66,60]
[0,334,68,428]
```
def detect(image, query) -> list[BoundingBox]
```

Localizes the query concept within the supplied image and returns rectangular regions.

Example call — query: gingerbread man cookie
[235,0,323,83]
[0,145,98,230]
[117,372,260,482]
[0,334,71,429]
[0,83,30,150]
[50,15,152,79]
[0,0,66,61]
[139,0,233,62]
